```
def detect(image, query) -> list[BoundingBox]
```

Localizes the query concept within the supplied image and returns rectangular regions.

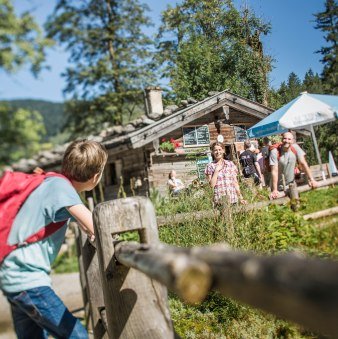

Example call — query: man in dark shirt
[239,140,263,185]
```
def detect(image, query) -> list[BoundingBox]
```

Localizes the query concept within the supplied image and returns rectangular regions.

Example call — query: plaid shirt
[205,160,239,204]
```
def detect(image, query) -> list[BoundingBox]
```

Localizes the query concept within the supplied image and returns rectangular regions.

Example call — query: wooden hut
[10,88,273,198]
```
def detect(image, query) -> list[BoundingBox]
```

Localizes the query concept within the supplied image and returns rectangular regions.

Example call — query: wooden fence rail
[75,181,338,338]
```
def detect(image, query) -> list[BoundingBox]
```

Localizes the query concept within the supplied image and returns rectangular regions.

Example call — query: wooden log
[93,197,174,339]
[188,244,338,338]
[303,206,338,221]
[114,241,212,304]
[297,176,338,193]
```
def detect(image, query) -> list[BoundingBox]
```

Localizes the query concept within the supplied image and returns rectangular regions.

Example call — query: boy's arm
[67,204,95,240]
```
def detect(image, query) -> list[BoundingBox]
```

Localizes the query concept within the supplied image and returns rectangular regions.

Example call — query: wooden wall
[103,107,261,198]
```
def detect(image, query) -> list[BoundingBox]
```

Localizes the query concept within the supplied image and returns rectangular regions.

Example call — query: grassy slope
[157,186,338,338]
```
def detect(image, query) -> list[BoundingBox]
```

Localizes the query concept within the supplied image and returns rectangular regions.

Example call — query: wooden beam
[303,206,338,220]
[114,241,212,304]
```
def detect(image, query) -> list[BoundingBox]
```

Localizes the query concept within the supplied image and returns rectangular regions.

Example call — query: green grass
[157,185,338,338]
[53,185,338,338]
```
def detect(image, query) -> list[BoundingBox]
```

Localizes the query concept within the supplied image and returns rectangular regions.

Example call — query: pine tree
[156,0,272,105]
[314,0,338,94]
[45,0,155,135]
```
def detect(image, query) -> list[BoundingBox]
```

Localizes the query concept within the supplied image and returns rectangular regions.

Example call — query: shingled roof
[10,90,273,172]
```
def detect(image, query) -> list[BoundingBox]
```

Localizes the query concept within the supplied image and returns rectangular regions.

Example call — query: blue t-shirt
[0,177,83,293]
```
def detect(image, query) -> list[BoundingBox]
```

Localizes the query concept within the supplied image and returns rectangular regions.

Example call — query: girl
[205,142,246,206]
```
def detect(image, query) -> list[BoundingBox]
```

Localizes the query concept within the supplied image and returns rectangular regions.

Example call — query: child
[205,142,247,206]
[167,170,185,195]
[0,139,108,338]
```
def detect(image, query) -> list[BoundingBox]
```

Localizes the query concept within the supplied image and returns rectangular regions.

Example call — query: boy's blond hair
[61,139,108,182]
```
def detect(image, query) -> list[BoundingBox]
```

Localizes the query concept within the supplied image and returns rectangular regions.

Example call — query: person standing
[270,132,318,199]
[205,142,246,206]
[0,139,108,338]
[239,140,263,185]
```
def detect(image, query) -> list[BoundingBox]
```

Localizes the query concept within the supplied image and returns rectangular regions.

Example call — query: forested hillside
[1,99,66,141]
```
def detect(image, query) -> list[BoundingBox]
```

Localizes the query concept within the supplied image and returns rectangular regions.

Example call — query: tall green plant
[45,0,156,135]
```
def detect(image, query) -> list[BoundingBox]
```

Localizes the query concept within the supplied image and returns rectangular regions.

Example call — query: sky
[0,0,326,103]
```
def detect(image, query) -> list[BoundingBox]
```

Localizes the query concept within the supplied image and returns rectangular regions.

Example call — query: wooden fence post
[74,197,107,339]
[80,232,107,338]
[93,197,174,339]
[288,183,300,211]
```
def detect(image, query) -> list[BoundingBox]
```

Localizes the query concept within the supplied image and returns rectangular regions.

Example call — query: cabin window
[182,125,210,147]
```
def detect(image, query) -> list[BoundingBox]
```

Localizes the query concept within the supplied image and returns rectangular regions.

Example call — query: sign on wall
[196,157,210,182]
[183,125,210,147]
[233,126,248,142]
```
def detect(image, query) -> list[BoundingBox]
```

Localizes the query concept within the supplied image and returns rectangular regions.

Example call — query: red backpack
[264,143,298,173]
[0,171,70,264]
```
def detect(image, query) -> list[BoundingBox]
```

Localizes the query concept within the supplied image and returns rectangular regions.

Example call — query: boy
[0,139,108,338]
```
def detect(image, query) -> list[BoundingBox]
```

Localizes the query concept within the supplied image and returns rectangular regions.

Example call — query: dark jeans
[6,286,88,339]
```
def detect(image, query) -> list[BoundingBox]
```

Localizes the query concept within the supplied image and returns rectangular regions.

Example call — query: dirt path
[0,272,84,338]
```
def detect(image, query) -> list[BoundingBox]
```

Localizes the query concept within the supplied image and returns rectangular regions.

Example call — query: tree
[0,0,52,75]
[0,1,51,168]
[156,0,272,105]
[314,0,338,94]
[45,0,156,136]
[0,104,45,166]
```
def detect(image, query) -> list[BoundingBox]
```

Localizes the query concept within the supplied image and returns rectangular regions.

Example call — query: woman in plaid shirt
[205,142,247,206]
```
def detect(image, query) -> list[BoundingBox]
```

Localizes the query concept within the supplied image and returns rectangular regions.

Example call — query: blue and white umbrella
[248,92,338,179]
[248,92,338,138]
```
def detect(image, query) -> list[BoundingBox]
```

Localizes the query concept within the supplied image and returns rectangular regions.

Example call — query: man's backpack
[264,142,298,173]
[239,151,255,178]
[0,171,69,264]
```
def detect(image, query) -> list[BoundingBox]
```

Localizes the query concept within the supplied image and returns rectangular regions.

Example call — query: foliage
[1,99,66,141]
[52,245,79,274]
[0,104,45,166]
[156,0,272,104]
[45,0,156,136]
[314,0,338,94]
[158,186,338,338]
[0,0,52,75]
[159,137,181,152]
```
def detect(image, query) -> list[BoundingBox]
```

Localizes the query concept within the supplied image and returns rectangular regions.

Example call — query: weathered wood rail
[157,176,338,227]
[75,179,338,338]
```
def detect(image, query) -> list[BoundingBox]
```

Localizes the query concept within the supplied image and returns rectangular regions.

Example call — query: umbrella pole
[310,125,326,180]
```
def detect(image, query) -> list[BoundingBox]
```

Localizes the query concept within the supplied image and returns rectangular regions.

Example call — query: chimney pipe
[145,86,163,116]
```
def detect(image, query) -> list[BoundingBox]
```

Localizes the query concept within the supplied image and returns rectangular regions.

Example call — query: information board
[196,157,210,182]
[233,126,248,142]
[183,125,210,147]
[196,125,210,145]
[183,127,196,146]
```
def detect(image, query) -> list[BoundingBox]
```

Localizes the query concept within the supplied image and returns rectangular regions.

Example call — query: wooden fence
[75,179,338,339]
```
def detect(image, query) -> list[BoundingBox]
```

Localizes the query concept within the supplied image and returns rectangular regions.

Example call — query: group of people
[1,133,319,338]
[168,131,319,206]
